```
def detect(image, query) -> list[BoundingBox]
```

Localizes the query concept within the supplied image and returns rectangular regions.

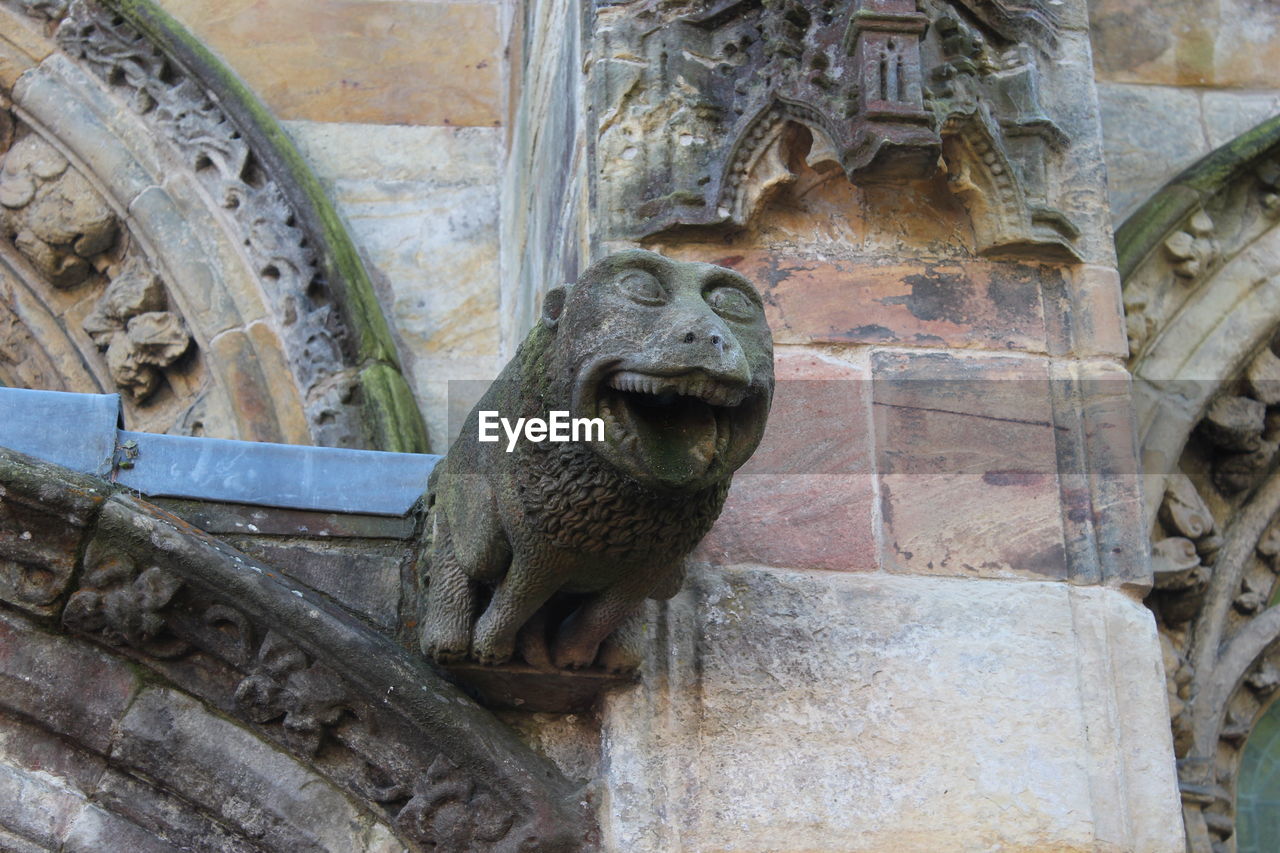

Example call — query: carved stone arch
[1123,114,1280,852]
[0,0,427,451]
[0,447,596,851]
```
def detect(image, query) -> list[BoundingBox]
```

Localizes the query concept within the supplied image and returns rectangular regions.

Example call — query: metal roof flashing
[0,388,438,516]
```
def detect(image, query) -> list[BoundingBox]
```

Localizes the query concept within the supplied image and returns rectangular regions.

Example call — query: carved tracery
[592,0,1079,258]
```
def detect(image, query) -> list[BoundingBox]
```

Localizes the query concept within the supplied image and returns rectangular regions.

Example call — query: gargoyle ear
[542,286,567,330]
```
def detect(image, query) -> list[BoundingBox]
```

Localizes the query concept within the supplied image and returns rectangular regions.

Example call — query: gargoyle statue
[418,249,774,673]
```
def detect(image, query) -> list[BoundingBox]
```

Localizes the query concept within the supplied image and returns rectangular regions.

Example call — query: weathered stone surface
[501,0,586,349]
[294,122,503,450]
[160,0,502,126]
[1092,0,1280,89]
[710,252,1050,352]
[0,610,139,754]
[222,537,403,629]
[1096,83,1207,223]
[602,566,1183,852]
[0,448,109,614]
[0,712,106,797]
[696,349,877,572]
[872,349,1067,578]
[0,759,98,852]
[1203,91,1280,149]
[110,687,401,852]
[92,769,263,853]
[1059,265,1129,359]
[61,803,181,853]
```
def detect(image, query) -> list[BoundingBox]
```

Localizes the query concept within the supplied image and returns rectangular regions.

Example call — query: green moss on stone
[359,364,431,454]
[103,0,428,453]
[1117,115,1280,281]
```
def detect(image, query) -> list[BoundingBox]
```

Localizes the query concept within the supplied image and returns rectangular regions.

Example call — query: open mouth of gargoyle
[595,369,751,484]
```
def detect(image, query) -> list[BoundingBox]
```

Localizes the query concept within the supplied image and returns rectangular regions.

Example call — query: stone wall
[0,0,1213,850]
[153,0,516,451]
[497,0,1186,848]
[1090,0,1280,222]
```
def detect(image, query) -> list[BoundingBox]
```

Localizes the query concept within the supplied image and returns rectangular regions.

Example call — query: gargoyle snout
[666,314,751,386]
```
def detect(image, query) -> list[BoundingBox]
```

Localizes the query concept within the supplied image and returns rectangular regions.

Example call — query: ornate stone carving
[420,250,773,675]
[234,631,353,756]
[62,539,188,657]
[82,256,192,402]
[592,0,1079,257]
[396,756,517,849]
[0,447,595,850]
[0,132,117,289]
[47,1,366,444]
[1162,210,1217,280]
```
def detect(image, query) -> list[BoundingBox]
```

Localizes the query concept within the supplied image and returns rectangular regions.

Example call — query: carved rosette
[0,447,595,851]
[592,0,1079,257]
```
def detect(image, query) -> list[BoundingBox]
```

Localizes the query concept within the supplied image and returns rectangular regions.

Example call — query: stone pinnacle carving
[419,250,774,673]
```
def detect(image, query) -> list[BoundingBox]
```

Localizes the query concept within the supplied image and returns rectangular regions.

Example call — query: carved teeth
[606,371,745,406]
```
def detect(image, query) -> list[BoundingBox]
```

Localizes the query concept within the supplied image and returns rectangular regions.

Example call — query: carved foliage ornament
[2,0,400,446]
[593,0,1078,257]
[0,448,593,850]
[0,127,193,403]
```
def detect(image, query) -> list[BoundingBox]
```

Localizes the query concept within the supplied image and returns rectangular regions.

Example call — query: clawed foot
[552,639,600,671]
[472,631,516,666]
[596,639,641,675]
[420,627,470,664]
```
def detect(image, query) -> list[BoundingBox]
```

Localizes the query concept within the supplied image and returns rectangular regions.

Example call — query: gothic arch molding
[1123,114,1280,852]
[0,0,427,451]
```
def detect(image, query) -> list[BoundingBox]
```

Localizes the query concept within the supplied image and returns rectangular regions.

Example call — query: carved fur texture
[418,250,773,672]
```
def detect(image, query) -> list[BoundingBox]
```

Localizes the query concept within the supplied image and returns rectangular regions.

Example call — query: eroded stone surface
[872,349,1068,579]
[111,687,401,852]
[602,566,1183,853]
[287,121,503,450]
[697,349,877,572]
[159,0,503,126]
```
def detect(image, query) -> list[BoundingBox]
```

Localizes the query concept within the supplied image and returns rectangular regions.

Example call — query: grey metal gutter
[0,388,438,516]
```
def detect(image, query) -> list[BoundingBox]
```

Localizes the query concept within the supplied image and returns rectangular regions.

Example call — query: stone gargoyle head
[535,249,774,491]
[419,249,774,675]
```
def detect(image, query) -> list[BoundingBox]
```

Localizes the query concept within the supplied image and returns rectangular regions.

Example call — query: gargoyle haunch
[418,250,774,673]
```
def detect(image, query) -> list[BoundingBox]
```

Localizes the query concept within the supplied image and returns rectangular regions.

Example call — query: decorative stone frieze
[0,446,597,851]
[592,0,1080,258]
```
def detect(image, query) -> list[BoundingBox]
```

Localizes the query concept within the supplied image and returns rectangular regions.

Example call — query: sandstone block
[872,350,1068,579]
[713,252,1049,353]
[161,0,502,126]
[0,611,139,754]
[602,566,1183,852]
[110,687,396,851]
[696,350,877,572]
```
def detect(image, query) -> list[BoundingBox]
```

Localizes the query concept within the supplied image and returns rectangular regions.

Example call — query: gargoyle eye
[706,286,758,322]
[615,269,666,305]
